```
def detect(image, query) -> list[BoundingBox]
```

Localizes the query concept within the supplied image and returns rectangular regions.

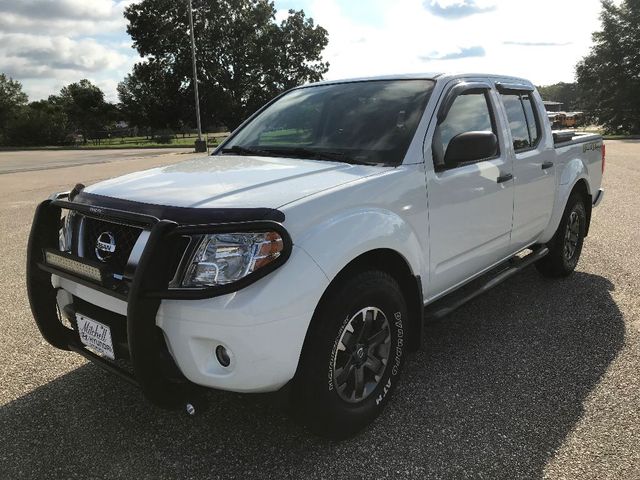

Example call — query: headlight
[181,231,284,287]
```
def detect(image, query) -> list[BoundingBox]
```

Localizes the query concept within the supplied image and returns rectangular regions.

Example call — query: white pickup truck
[27,73,605,438]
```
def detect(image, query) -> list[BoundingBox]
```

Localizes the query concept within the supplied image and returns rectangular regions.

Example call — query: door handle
[497,173,513,183]
[541,161,554,170]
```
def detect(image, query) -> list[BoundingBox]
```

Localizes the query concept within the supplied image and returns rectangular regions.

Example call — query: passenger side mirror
[443,131,498,169]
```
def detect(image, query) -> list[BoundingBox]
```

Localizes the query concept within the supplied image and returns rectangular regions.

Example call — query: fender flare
[540,158,593,243]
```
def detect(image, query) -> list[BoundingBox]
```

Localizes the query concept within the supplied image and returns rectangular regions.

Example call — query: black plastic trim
[495,82,535,93]
[426,246,549,319]
[436,81,493,123]
[497,173,514,183]
[413,274,425,352]
[53,198,157,227]
[27,200,74,350]
[74,191,286,224]
[542,161,554,170]
[69,344,139,387]
[126,219,196,409]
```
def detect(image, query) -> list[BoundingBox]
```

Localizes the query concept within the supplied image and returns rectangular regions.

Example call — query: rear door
[426,80,515,298]
[496,84,556,248]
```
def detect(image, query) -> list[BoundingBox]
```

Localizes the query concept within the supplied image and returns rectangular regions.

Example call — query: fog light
[215,345,231,367]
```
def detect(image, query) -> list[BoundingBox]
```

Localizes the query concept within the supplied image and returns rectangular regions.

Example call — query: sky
[0,0,606,102]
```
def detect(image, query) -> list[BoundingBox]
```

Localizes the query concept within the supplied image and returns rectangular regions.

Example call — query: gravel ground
[0,143,638,479]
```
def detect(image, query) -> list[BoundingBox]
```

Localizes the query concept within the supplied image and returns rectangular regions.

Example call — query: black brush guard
[26,194,291,409]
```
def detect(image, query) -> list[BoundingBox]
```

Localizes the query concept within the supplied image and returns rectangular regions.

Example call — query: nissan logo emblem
[95,231,116,262]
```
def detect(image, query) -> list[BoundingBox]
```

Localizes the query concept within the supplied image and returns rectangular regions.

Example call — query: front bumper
[27,193,323,408]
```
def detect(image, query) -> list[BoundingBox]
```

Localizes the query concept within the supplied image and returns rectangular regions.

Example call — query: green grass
[83,133,227,149]
[0,134,230,151]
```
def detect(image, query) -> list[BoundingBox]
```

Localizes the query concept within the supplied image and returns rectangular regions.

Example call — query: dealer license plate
[76,314,115,360]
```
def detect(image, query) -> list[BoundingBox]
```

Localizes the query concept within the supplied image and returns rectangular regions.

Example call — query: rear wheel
[292,270,408,439]
[536,193,587,277]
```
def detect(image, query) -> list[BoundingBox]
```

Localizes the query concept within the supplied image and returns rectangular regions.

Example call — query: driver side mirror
[443,131,498,169]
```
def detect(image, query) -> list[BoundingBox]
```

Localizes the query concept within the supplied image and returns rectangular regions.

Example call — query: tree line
[1,0,639,147]
[0,76,120,147]
[537,0,640,134]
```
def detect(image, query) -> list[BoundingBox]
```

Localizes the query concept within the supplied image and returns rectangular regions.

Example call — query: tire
[292,270,409,439]
[535,193,587,278]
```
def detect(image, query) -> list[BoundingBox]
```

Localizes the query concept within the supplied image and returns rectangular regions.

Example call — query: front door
[427,83,515,298]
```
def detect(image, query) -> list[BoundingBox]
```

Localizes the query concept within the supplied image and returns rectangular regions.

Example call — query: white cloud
[0,0,140,101]
[0,34,129,76]
[1,0,605,102]
[0,0,133,34]
[302,0,603,86]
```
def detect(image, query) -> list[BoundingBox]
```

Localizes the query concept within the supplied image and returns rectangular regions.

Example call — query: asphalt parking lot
[0,148,198,174]
[0,143,638,479]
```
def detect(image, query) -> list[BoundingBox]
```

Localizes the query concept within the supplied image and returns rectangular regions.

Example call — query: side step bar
[425,246,549,320]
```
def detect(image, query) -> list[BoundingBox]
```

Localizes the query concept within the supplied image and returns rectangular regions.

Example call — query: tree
[6,100,69,146]
[536,82,582,111]
[576,0,640,134]
[118,59,188,131]
[121,0,329,130]
[55,79,111,141]
[0,74,28,145]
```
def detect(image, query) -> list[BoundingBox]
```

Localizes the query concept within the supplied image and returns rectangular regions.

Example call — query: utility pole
[187,0,207,152]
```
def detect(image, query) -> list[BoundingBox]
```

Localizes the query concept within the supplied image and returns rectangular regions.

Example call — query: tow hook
[184,389,208,417]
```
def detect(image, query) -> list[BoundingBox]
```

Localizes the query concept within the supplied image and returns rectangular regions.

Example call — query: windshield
[221,79,435,166]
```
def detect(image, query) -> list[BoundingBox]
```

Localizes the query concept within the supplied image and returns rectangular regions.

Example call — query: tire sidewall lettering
[391,311,403,377]
[328,315,351,392]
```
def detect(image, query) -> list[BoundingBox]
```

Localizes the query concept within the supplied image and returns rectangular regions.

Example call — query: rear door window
[501,94,531,151]
[521,93,541,146]
[501,92,541,151]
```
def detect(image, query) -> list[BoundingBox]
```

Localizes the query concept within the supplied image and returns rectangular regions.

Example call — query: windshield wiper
[222,145,381,166]
[220,145,277,157]
[264,147,379,166]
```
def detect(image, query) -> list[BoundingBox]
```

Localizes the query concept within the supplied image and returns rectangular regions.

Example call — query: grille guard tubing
[26,197,292,409]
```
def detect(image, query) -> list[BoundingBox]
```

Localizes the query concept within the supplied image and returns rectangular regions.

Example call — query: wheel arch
[540,174,593,243]
[570,178,593,236]
[308,248,424,352]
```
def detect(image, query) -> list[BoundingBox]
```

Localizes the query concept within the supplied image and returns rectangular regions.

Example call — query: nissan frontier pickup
[27,73,605,438]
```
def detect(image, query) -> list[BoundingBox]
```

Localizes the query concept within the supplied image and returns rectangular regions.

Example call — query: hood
[84,155,383,209]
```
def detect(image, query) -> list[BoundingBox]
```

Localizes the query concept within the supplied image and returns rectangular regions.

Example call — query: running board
[425,246,549,320]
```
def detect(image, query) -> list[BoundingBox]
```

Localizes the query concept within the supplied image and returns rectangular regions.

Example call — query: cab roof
[305,72,533,88]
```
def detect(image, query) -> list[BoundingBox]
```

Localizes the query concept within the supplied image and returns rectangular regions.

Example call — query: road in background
[0,148,203,174]
[0,143,638,479]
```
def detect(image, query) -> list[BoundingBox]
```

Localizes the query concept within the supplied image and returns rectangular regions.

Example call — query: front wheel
[292,270,408,439]
[536,193,587,277]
